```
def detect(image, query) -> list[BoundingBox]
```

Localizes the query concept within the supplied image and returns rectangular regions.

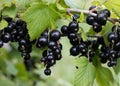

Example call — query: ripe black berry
[101,9,111,17]
[86,15,96,25]
[92,22,102,32]
[48,41,57,50]
[108,32,118,43]
[97,13,107,25]
[44,68,51,75]
[50,30,61,41]
[61,25,68,34]
[70,46,79,56]
[36,36,48,48]
[1,33,11,43]
[68,21,79,33]
[68,33,77,39]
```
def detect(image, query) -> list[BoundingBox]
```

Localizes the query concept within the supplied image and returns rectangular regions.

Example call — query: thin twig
[66,8,119,24]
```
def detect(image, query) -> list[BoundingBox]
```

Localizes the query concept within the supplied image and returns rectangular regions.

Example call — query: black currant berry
[19,38,28,47]
[97,13,107,25]
[92,22,102,33]
[68,33,77,39]
[70,38,79,45]
[86,15,96,25]
[54,54,62,60]
[50,30,61,41]
[68,21,79,33]
[53,48,61,56]
[70,46,79,56]
[108,32,118,43]
[44,68,51,76]
[16,19,24,26]
[48,41,57,50]
[101,9,111,17]
[1,33,11,43]
[36,36,48,48]
[61,25,68,34]
[46,55,54,61]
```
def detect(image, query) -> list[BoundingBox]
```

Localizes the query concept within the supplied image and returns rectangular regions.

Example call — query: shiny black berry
[97,13,107,25]
[50,30,61,41]
[70,46,79,56]
[48,41,57,50]
[86,15,96,25]
[108,32,118,43]
[101,9,111,17]
[44,68,51,75]
[36,36,48,48]
[1,33,11,43]
[92,22,102,33]
[68,21,79,33]
[61,25,68,34]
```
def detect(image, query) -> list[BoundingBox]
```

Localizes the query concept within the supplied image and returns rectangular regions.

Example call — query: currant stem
[66,8,118,24]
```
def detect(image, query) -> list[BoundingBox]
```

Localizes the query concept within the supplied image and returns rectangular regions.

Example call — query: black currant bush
[0,0,120,86]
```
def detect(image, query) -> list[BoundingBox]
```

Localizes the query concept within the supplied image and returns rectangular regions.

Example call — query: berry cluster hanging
[0,6,120,76]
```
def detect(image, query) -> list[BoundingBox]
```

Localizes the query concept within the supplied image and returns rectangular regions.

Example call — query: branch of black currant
[66,8,119,24]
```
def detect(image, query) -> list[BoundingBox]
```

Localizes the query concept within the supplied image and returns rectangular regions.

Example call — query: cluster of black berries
[0,17,35,70]
[36,29,62,75]
[86,6,111,32]
[99,25,120,67]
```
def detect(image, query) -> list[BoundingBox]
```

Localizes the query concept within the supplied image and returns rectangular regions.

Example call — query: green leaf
[0,75,16,86]
[74,57,96,86]
[79,23,91,41]
[96,66,114,86]
[79,12,84,22]
[21,3,60,40]
[104,0,120,17]
[2,4,17,18]
[0,19,8,29]
[0,0,12,10]
[16,63,28,80]
[64,0,105,10]
[5,60,18,76]
[15,0,30,12]
[113,58,120,74]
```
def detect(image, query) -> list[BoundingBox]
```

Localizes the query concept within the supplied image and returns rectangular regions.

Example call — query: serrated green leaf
[21,3,60,40]
[74,57,96,86]
[0,19,8,29]
[5,60,18,76]
[96,66,114,86]
[2,4,16,18]
[104,0,120,17]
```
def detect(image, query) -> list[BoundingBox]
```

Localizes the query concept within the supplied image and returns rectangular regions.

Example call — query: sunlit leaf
[21,2,60,40]
[74,57,96,86]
